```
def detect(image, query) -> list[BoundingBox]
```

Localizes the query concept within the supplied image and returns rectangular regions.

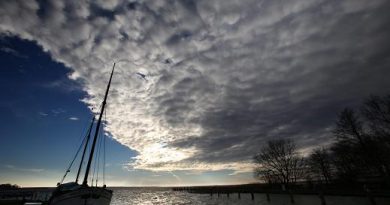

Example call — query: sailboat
[49,63,116,205]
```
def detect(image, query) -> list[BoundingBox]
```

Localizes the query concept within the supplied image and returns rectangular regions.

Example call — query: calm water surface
[110,188,390,205]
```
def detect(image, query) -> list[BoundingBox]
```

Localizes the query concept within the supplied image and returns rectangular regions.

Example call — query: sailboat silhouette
[49,63,116,205]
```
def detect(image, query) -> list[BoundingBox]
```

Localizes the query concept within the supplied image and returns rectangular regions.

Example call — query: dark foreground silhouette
[174,95,390,204]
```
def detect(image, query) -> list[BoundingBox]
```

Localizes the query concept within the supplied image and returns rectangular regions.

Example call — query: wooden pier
[172,183,390,205]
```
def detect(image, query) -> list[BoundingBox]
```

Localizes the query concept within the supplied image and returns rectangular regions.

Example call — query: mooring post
[319,192,326,205]
[227,192,230,198]
[266,192,270,202]
[251,192,255,200]
[289,191,295,204]
[364,185,376,205]
[218,192,220,198]
[210,192,213,197]
[288,189,295,204]
[238,192,241,199]
[368,195,377,205]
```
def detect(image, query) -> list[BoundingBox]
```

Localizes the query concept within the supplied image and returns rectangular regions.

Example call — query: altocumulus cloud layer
[1,0,390,173]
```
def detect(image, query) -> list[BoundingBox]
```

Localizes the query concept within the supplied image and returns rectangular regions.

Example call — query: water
[110,188,390,205]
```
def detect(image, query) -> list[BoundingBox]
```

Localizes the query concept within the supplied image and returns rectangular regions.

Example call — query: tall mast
[75,117,95,183]
[82,63,115,186]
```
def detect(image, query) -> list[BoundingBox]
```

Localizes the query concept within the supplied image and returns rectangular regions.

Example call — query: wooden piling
[289,191,294,204]
[238,192,241,199]
[266,192,270,202]
[319,192,326,205]
[368,195,376,205]
[251,192,255,200]
[365,186,376,205]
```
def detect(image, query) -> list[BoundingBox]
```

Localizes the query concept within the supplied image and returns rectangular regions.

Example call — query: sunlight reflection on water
[111,188,264,205]
[110,188,390,205]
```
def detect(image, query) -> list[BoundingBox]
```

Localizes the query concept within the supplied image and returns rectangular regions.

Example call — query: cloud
[4,164,44,173]
[51,108,66,115]
[69,117,79,121]
[0,46,27,58]
[1,0,390,173]
[38,112,48,116]
[41,78,82,92]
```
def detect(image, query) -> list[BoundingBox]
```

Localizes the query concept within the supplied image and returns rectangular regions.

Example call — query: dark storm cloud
[165,0,390,166]
[1,0,390,172]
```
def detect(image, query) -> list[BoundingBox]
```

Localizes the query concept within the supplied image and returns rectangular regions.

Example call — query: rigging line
[76,117,95,183]
[91,134,100,186]
[91,158,95,185]
[88,125,94,185]
[103,108,107,185]
[77,117,93,142]
[89,104,104,185]
[97,120,106,186]
[60,128,89,184]
[95,104,106,187]
[96,123,104,187]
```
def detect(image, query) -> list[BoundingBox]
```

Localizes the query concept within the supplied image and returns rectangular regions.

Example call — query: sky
[0,0,390,187]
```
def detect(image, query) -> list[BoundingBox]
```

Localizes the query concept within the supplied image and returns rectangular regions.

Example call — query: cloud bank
[1,0,390,172]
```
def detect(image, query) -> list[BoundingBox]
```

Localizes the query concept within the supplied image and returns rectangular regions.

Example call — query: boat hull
[49,187,112,205]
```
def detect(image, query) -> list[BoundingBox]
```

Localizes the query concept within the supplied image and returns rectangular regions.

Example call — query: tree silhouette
[0,183,20,190]
[332,99,390,180]
[307,147,333,184]
[253,94,390,188]
[361,95,390,178]
[362,95,390,138]
[253,139,305,187]
[333,108,365,146]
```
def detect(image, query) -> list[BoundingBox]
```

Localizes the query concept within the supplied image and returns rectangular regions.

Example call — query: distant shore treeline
[0,184,20,190]
[253,94,390,189]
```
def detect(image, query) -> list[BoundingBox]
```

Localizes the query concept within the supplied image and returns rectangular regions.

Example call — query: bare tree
[331,142,361,182]
[307,147,333,184]
[361,95,390,177]
[333,108,365,146]
[253,139,305,187]
[332,108,373,181]
[362,95,390,138]
[332,106,389,180]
